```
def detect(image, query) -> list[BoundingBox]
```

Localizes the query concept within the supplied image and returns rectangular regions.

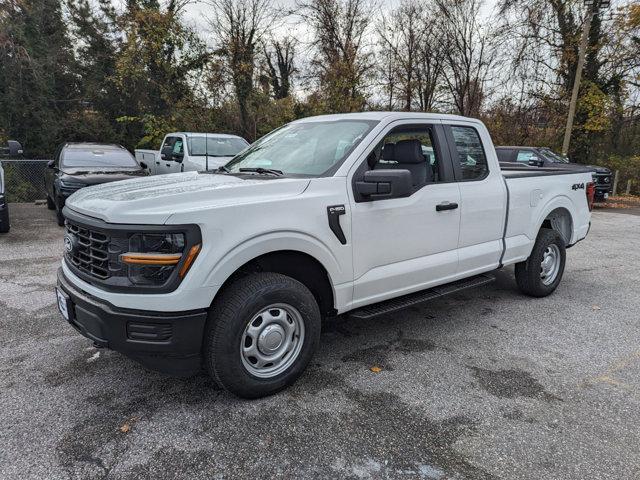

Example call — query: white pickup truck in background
[135,132,249,175]
[57,112,595,399]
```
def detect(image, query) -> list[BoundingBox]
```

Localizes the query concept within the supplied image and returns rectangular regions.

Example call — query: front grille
[595,173,611,185]
[65,222,111,279]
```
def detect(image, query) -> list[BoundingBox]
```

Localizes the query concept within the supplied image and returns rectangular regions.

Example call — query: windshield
[62,148,138,168]
[541,148,569,163]
[225,120,379,176]
[187,136,248,157]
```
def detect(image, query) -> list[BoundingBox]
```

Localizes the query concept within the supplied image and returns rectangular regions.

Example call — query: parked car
[135,132,249,175]
[56,112,594,398]
[45,143,149,226]
[0,140,23,233]
[496,146,612,201]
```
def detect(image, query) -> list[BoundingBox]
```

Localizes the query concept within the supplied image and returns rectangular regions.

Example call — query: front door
[349,122,461,308]
[159,136,184,175]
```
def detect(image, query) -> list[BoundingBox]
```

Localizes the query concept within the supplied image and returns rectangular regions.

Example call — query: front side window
[61,147,137,168]
[516,150,537,163]
[161,137,183,160]
[450,126,488,181]
[226,120,378,176]
[367,125,440,187]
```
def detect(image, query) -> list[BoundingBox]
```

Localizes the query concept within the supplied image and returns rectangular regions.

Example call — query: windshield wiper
[216,165,231,173]
[239,167,284,176]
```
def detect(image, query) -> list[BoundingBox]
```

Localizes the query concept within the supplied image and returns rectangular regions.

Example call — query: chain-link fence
[1,160,51,203]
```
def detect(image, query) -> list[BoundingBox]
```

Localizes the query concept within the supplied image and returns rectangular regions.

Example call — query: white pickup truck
[135,132,249,175]
[56,112,595,398]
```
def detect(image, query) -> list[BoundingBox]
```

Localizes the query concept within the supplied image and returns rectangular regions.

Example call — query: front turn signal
[179,244,201,278]
[121,253,182,265]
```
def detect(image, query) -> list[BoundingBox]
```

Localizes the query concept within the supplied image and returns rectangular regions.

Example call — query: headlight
[60,179,86,189]
[120,233,200,286]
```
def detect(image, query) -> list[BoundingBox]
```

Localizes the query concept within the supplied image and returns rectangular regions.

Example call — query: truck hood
[65,171,311,224]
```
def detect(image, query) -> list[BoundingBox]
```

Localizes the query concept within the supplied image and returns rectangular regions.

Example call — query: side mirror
[528,157,544,167]
[160,153,167,160]
[7,140,23,156]
[356,169,412,200]
[139,161,148,170]
[172,153,184,163]
[47,160,55,169]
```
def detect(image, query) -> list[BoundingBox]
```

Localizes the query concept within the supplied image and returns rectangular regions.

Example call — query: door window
[161,137,183,160]
[450,126,488,181]
[366,125,441,188]
[516,150,538,163]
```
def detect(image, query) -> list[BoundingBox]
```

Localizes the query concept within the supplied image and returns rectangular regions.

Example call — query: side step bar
[348,273,495,320]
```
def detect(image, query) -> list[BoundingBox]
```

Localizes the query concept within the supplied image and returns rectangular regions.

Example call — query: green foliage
[599,155,640,195]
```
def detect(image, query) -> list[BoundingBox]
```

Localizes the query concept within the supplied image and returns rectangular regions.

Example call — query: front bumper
[57,268,208,376]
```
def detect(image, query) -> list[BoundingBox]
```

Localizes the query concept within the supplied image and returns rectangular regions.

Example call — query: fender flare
[531,195,576,245]
[203,230,344,293]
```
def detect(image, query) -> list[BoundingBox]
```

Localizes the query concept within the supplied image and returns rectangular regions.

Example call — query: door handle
[155,161,160,165]
[166,163,171,167]
[436,202,459,211]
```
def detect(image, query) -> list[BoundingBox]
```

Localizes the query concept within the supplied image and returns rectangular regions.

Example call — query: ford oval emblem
[64,234,76,254]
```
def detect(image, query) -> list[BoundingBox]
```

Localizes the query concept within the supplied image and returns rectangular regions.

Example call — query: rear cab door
[442,121,508,276]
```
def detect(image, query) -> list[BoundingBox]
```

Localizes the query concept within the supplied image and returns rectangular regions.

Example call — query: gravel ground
[1,203,639,480]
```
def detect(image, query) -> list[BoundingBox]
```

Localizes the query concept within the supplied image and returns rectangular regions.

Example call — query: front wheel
[515,228,566,297]
[203,272,321,399]
[0,203,9,233]
[55,197,65,227]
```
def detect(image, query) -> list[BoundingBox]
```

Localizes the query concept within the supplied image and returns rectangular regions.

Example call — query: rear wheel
[203,272,321,399]
[515,228,566,297]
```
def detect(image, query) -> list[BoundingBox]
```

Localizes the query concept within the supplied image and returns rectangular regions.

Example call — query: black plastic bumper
[57,268,208,376]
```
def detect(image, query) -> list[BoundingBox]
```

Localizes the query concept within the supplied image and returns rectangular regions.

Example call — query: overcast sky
[179,0,498,46]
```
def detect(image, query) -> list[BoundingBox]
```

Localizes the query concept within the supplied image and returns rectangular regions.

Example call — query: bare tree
[263,37,297,99]
[377,1,426,111]
[297,0,375,112]
[207,0,273,138]
[435,0,499,116]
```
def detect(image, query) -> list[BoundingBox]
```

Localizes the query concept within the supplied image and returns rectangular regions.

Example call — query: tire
[56,198,65,227]
[203,272,321,399]
[0,203,9,233]
[47,195,56,210]
[515,228,566,297]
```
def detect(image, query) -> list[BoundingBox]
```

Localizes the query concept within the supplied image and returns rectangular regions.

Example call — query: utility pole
[561,3,596,157]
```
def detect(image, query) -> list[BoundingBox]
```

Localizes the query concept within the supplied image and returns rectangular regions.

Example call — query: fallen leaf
[370,366,382,373]
[119,416,138,433]
[592,305,601,311]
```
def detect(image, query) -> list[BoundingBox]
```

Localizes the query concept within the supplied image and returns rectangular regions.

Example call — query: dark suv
[45,143,149,226]
[496,146,613,201]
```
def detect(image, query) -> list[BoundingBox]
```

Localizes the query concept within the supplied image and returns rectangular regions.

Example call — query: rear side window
[187,136,248,157]
[496,148,514,162]
[450,126,488,181]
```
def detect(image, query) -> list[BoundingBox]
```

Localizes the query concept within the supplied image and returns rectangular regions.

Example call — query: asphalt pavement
[1,203,639,480]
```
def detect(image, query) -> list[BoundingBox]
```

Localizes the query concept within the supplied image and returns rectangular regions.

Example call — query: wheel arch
[205,233,343,317]
[532,196,576,246]
[539,207,573,246]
